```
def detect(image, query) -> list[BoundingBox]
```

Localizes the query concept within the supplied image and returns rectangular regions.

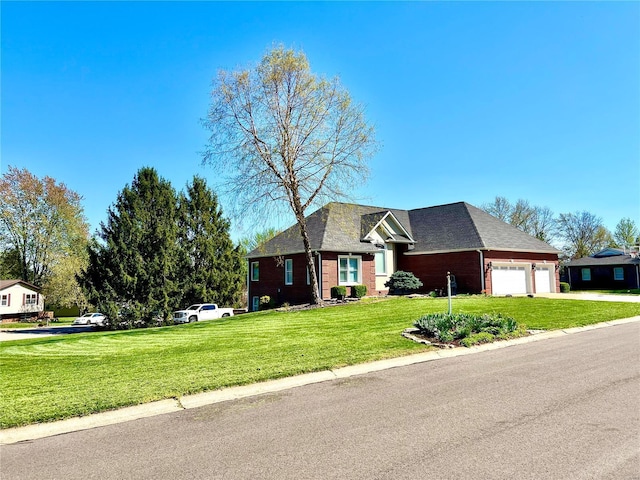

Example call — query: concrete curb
[2,315,638,445]
[0,400,182,445]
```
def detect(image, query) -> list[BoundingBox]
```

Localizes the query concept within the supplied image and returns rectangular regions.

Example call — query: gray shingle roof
[248,203,399,257]
[407,202,560,254]
[247,201,560,258]
[566,255,640,267]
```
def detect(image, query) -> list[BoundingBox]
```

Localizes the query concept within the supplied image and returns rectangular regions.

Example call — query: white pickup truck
[173,304,234,324]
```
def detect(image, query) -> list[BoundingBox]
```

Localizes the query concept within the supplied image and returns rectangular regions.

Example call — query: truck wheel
[189,316,197,323]
[222,313,230,317]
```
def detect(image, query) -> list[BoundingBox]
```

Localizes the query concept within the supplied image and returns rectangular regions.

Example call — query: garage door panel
[535,268,552,293]
[492,266,527,295]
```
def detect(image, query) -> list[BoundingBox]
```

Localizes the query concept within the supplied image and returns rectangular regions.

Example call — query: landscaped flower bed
[409,312,528,347]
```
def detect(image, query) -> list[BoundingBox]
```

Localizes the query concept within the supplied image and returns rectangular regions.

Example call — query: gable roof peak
[0,279,41,291]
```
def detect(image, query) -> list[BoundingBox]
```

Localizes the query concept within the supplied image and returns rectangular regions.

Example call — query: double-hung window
[613,267,624,281]
[339,255,361,285]
[284,259,293,285]
[25,294,37,305]
[1,294,8,306]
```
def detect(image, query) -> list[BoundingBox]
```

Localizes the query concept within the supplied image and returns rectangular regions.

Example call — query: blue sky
[2,1,639,242]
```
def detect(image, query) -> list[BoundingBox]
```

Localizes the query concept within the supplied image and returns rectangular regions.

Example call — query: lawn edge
[2,315,638,446]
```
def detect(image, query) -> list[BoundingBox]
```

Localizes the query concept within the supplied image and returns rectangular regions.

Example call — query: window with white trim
[284,259,293,285]
[581,268,591,281]
[252,296,260,312]
[250,262,259,281]
[375,250,386,275]
[613,267,624,281]
[25,294,37,305]
[1,295,8,306]
[338,255,361,285]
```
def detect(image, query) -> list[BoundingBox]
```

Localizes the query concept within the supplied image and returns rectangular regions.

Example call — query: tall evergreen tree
[80,167,180,327]
[177,176,244,308]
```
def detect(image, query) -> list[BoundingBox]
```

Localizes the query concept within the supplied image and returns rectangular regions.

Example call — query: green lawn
[0,317,75,329]
[1,296,638,429]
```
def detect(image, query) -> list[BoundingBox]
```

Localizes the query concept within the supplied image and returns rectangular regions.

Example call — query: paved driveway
[0,325,94,341]
[535,292,640,302]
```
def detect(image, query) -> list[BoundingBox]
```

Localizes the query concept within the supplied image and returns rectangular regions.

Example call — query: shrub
[413,312,520,345]
[385,271,423,295]
[351,285,367,298]
[460,332,495,347]
[560,282,570,293]
[331,286,347,299]
[259,295,275,310]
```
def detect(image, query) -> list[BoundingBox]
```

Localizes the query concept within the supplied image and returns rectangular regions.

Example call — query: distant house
[0,280,45,321]
[246,202,560,310]
[565,248,640,291]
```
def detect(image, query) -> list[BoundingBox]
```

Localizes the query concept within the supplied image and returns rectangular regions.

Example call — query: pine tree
[80,167,180,327]
[177,176,244,308]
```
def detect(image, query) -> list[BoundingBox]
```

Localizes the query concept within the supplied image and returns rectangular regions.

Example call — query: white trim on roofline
[403,247,561,256]
[362,211,415,244]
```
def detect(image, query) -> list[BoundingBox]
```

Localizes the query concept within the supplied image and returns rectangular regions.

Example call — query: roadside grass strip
[2,296,639,428]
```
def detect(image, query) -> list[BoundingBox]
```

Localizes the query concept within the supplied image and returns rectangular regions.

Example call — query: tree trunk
[291,197,322,305]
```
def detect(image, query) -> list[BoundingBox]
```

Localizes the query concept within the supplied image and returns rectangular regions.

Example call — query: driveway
[535,292,640,302]
[0,325,94,341]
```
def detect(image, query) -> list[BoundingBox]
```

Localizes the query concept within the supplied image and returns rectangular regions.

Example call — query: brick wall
[397,248,559,294]
[248,253,317,307]
[249,251,378,307]
[397,250,483,294]
[320,252,376,299]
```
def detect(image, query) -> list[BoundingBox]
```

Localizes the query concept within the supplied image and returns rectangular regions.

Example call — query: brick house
[246,202,560,311]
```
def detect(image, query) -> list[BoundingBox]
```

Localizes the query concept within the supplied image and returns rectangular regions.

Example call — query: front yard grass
[1,296,638,429]
[0,317,75,329]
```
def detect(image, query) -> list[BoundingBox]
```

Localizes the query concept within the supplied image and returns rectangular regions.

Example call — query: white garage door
[534,268,552,293]
[492,266,527,295]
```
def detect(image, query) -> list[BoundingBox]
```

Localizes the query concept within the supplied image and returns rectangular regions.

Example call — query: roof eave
[404,247,560,256]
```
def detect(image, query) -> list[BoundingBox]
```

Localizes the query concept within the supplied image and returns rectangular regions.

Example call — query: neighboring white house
[0,279,45,321]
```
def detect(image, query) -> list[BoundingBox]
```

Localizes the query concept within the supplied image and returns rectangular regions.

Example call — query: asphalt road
[2,321,639,480]
[0,325,94,341]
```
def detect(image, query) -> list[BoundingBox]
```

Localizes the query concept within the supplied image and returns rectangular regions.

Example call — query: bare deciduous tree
[527,206,557,243]
[483,196,556,242]
[202,46,378,304]
[482,196,512,222]
[557,211,611,259]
